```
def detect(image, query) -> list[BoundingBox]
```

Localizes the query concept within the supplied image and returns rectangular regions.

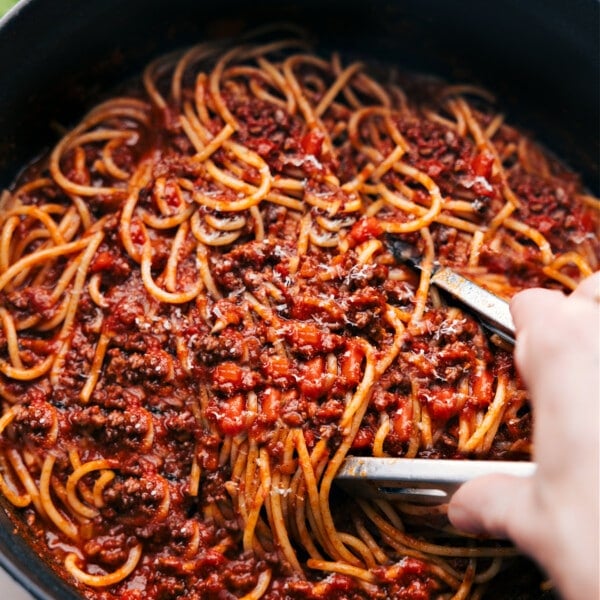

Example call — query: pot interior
[0,1,597,599]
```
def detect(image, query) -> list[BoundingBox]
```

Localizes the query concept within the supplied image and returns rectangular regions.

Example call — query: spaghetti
[0,32,598,600]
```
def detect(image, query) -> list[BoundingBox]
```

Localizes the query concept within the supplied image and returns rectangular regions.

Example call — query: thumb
[448,474,536,543]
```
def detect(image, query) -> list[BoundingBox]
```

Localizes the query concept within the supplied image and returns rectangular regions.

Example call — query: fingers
[509,274,600,403]
[448,474,534,540]
[509,289,566,394]
[570,271,600,302]
[449,474,591,600]
[510,287,564,334]
[511,272,600,335]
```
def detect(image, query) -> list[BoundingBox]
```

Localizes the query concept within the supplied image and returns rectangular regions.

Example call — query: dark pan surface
[0,0,598,191]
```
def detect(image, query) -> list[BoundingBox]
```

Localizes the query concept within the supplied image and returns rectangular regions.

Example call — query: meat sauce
[0,38,597,600]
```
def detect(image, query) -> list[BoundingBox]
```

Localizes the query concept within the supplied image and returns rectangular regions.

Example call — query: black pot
[0,1,597,598]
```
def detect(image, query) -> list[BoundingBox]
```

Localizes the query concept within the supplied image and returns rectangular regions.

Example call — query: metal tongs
[387,237,516,345]
[334,240,525,503]
[335,457,536,504]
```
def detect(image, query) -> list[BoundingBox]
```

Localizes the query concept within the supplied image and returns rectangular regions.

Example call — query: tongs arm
[386,237,516,345]
[431,268,515,345]
[335,457,536,504]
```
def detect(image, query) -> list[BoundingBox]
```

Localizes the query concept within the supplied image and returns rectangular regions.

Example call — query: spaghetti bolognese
[0,32,597,599]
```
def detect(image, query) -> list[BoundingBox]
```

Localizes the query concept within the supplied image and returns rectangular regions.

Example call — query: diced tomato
[219,394,245,435]
[340,341,364,387]
[300,355,323,380]
[299,356,333,399]
[580,209,596,233]
[288,321,323,351]
[212,362,257,393]
[213,362,244,386]
[470,368,493,407]
[300,128,325,157]
[470,150,494,180]
[262,354,293,386]
[347,217,383,247]
[260,387,282,423]
[90,251,115,273]
[392,402,414,442]
[351,426,374,449]
[212,299,243,327]
[419,387,459,420]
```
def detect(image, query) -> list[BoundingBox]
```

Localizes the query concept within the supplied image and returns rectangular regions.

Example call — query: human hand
[448,273,600,600]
